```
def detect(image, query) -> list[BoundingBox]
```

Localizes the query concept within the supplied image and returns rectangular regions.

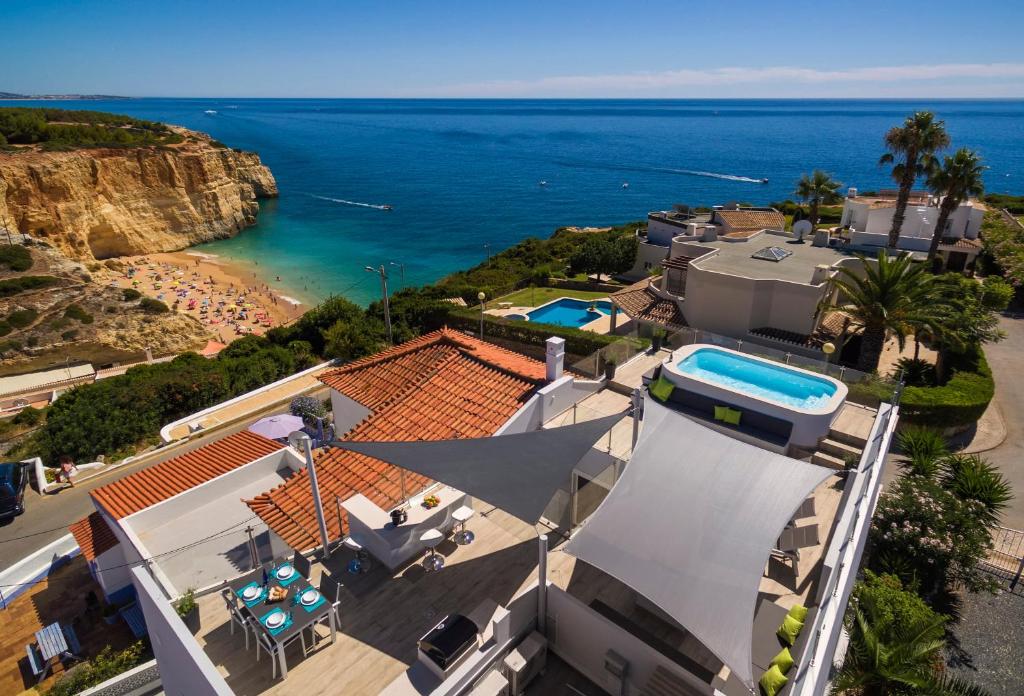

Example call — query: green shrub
[897,349,994,428]
[0,106,182,149]
[851,570,946,631]
[0,320,10,337]
[896,425,948,477]
[983,192,1024,214]
[122,287,142,301]
[139,297,169,314]
[7,308,37,328]
[61,329,79,341]
[64,303,94,324]
[0,245,32,271]
[12,406,43,426]
[0,275,59,297]
[941,454,1013,525]
[46,642,146,696]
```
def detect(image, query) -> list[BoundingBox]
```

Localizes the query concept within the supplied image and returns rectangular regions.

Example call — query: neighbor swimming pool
[677,348,837,410]
[526,298,612,328]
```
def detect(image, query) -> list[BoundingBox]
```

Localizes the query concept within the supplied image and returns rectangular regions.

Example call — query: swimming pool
[659,344,848,447]
[677,348,837,410]
[526,298,612,328]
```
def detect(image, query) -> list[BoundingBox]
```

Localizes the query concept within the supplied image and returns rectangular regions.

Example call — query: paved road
[0,402,288,568]
[982,314,1024,531]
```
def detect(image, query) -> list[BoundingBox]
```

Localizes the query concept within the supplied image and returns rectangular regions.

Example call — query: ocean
[3,98,1022,305]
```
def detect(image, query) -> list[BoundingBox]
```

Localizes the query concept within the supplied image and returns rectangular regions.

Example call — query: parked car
[0,461,29,520]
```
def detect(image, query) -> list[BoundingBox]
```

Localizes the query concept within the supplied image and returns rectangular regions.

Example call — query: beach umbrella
[248,414,306,440]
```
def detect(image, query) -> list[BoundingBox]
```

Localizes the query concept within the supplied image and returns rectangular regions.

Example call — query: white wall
[92,543,133,601]
[625,240,671,280]
[547,586,714,696]
[130,566,233,696]
[330,390,373,437]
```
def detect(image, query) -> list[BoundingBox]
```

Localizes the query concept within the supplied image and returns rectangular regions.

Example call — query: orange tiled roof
[69,511,119,561]
[714,209,785,233]
[611,279,688,331]
[940,237,983,250]
[90,430,283,519]
[249,329,546,550]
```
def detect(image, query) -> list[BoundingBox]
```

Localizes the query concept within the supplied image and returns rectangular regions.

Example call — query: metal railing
[568,330,650,378]
[981,525,1024,591]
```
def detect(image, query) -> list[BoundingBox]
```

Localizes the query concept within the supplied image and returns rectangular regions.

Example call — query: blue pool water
[527,299,612,327]
[678,348,837,409]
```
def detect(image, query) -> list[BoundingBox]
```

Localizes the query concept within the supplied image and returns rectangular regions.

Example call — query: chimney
[545,337,566,382]
[811,264,833,285]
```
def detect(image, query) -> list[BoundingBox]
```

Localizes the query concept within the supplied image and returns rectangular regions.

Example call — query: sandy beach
[100,251,306,348]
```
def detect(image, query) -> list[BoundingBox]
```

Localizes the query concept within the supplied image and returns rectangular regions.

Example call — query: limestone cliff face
[0,131,277,260]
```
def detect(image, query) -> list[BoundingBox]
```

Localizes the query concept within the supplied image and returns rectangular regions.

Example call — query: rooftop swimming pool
[677,348,838,410]
[525,298,611,328]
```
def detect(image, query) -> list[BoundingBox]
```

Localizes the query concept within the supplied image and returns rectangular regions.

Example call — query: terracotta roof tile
[69,512,119,561]
[611,279,688,331]
[714,209,785,233]
[91,430,283,519]
[940,237,983,250]
[250,331,545,550]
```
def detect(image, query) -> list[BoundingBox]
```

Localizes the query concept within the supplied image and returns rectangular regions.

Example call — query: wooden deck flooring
[0,556,137,696]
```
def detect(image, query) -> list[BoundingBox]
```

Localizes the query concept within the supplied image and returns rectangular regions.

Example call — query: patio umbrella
[249,414,306,440]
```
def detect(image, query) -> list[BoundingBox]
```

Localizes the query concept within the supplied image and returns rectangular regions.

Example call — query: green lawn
[496,286,611,308]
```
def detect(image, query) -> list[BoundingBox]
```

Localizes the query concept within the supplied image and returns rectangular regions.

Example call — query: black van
[0,461,29,520]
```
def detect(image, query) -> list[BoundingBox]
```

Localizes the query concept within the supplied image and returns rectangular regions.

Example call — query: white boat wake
[308,193,391,210]
[654,167,765,183]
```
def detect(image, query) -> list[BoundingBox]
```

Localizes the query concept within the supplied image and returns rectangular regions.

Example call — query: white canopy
[330,412,624,524]
[564,398,832,688]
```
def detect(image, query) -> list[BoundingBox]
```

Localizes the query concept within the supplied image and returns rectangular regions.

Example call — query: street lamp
[822,341,836,376]
[288,431,331,558]
[389,261,405,288]
[365,265,393,344]
[477,291,486,340]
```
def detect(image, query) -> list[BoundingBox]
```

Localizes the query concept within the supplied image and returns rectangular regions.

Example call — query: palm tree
[926,148,985,262]
[832,600,992,696]
[824,250,938,373]
[794,170,843,230]
[879,112,950,249]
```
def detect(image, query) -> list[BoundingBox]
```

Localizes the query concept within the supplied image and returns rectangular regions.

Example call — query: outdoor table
[34,622,70,682]
[228,562,336,679]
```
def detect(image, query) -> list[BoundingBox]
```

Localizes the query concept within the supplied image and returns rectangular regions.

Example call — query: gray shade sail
[564,398,832,688]
[328,412,625,524]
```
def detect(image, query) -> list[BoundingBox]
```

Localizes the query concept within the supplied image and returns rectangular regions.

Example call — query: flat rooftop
[689,233,855,283]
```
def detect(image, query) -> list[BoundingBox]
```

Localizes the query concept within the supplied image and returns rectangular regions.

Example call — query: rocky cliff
[0,129,277,260]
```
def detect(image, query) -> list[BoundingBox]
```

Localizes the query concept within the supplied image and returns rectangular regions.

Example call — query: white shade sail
[564,398,832,688]
[329,412,625,524]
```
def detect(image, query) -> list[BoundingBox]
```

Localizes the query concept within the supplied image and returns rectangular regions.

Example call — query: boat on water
[381,204,393,211]
[204,110,217,115]
[760,178,769,184]
[622,182,630,188]
[539,180,547,187]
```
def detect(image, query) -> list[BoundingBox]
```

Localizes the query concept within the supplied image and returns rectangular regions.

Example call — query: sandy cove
[100,252,306,348]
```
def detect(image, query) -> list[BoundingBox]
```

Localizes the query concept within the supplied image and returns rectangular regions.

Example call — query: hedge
[851,348,994,429]
[445,308,631,357]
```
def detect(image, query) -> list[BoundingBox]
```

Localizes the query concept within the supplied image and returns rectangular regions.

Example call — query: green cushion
[714,405,728,421]
[777,614,803,646]
[723,407,742,425]
[770,647,794,674]
[649,376,675,403]
[759,664,789,696]
[787,604,808,623]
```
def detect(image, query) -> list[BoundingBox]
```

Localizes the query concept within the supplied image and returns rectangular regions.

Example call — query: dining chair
[292,551,312,579]
[311,572,342,644]
[255,618,308,678]
[221,589,252,650]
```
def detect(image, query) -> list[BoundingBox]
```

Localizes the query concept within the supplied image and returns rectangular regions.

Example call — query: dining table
[228,561,336,679]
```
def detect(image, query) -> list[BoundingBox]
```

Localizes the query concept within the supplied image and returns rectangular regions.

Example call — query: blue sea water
[677,347,838,410]
[527,298,612,327]
[3,98,1022,305]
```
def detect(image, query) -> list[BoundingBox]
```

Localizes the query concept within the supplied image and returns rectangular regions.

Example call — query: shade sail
[564,398,831,688]
[329,412,625,524]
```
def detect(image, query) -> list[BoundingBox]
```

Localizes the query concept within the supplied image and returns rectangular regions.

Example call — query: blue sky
[4,0,1023,98]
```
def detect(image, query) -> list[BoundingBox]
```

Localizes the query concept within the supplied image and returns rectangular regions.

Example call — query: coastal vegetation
[0,107,184,150]
[793,170,843,228]
[0,274,60,296]
[980,209,1024,287]
[879,111,951,248]
[0,244,33,271]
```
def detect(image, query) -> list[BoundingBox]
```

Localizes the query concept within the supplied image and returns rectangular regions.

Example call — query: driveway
[982,314,1024,531]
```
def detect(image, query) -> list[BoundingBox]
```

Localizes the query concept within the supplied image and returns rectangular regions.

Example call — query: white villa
[68,328,896,696]
[839,188,985,272]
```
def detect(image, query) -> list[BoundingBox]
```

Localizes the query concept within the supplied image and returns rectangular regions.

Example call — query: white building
[840,189,985,272]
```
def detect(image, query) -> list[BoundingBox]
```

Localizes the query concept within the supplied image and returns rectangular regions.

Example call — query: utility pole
[365,265,393,344]
[477,291,486,339]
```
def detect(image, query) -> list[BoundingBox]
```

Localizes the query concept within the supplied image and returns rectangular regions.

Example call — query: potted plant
[651,328,667,352]
[176,588,200,634]
[101,603,119,625]
[603,354,618,380]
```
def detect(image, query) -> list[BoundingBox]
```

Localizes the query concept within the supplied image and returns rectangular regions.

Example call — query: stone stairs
[642,665,705,696]
[809,403,874,469]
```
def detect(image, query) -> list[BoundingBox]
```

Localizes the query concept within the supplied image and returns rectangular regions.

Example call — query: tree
[569,233,637,281]
[928,274,1006,379]
[794,170,843,228]
[880,112,950,249]
[322,315,385,362]
[824,250,938,372]
[832,581,989,696]
[926,149,985,262]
